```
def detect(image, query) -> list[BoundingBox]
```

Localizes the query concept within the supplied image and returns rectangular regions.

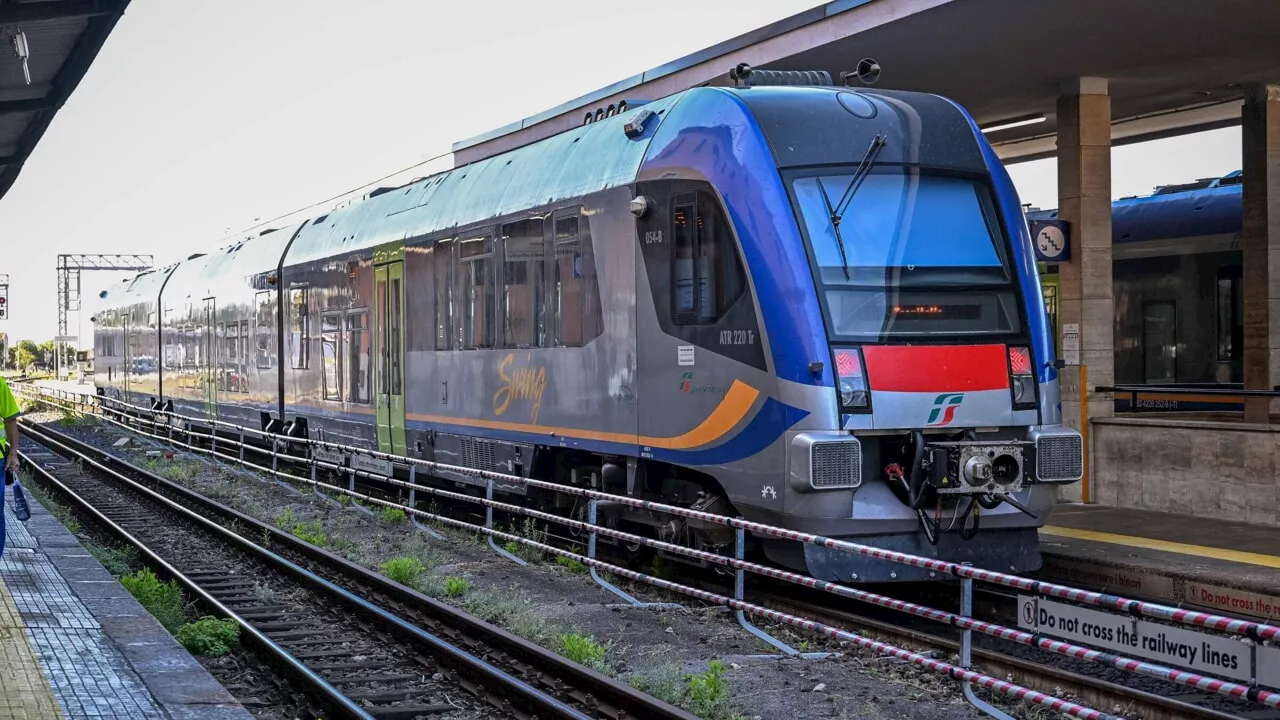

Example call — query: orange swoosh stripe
[405,380,761,450]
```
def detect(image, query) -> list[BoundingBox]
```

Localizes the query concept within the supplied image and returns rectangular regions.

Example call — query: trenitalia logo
[927,393,965,426]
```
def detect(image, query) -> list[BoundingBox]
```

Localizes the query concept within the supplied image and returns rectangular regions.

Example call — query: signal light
[1008,346,1036,408]
[834,349,869,410]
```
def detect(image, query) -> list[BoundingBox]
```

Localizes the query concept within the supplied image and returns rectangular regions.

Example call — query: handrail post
[485,478,527,565]
[238,428,245,464]
[959,572,1013,719]
[408,465,445,540]
[585,498,676,608]
[733,526,806,657]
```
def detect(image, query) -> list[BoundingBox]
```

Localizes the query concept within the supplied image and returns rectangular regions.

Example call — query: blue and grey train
[94,69,1083,582]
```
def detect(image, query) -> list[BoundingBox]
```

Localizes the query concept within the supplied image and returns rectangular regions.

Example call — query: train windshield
[791,169,1024,341]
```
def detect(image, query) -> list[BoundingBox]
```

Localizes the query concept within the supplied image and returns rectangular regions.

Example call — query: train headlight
[834,349,870,410]
[1008,346,1037,409]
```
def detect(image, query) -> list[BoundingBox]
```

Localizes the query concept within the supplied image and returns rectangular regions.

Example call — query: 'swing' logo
[927,393,965,426]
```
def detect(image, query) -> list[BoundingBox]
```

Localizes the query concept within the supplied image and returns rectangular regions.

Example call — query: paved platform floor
[1,496,252,719]
[1038,503,1280,622]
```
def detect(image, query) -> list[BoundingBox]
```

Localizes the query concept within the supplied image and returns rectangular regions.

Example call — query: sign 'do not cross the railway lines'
[1019,595,1280,687]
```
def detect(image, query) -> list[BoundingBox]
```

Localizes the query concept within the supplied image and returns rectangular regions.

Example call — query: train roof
[282,92,688,267]
[96,263,179,314]
[1026,171,1243,244]
[164,224,301,291]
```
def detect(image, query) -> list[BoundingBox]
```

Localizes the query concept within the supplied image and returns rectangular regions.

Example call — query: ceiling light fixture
[980,114,1046,134]
[9,30,31,85]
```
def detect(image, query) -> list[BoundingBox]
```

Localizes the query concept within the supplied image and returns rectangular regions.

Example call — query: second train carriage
[95,77,1083,582]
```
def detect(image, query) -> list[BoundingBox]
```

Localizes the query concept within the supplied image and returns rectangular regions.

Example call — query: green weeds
[381,557,426,586]
[84,541,137,576]
[379,506,408,524]
[120,568,187,632]
[175,617,240,656]
[629,660,738,720]
[291,520,327,547]
[444,576,471,597]
[558,633,609,672]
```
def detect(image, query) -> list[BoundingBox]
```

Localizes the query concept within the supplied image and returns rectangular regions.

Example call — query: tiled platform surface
[1038,503,1280,623]
[2,496,252,719]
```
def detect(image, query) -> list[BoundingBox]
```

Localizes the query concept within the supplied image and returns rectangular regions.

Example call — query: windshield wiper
[817,132,888,279]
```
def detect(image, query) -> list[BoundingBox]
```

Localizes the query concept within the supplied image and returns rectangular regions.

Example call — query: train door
[201,297,218,421]
[374,245,407,455]
[121,310,132,400]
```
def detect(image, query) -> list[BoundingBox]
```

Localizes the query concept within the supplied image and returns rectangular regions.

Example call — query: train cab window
[321,312,341,401]
[255,291,274,369]
[501,218,545,349]
[551,211,603,347]
[670,192,747,326]
[346,310,370,404]
[290,287,310,369]
[431,240,454,350]
[458,233,494,350]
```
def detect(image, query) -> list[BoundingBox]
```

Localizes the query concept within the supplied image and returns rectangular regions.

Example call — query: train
[1029,170,1257,413]
[94,67,1083,583]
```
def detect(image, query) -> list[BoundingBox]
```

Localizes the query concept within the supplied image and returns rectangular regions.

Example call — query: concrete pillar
[1055,77,1114,502]
[1242,84,1280,424]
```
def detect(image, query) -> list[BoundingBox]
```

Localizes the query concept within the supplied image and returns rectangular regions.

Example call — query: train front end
[728,85,1084,581]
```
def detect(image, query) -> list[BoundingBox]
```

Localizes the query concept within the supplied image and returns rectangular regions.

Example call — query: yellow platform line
[0,578,65,719]
[1041,525,1280,570]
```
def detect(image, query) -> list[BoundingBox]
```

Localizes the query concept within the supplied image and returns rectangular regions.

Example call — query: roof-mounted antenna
[840,58,881,86]
[729,63,833,87]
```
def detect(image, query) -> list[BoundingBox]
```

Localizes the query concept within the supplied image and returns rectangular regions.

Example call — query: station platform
[1,496,251,719]
[1037,503,1280,622]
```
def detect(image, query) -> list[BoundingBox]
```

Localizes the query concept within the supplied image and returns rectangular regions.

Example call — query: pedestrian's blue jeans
[1,463,7,559]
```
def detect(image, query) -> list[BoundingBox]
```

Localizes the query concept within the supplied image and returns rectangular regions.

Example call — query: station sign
[0,284,7,320]
[1019,595,1280,686]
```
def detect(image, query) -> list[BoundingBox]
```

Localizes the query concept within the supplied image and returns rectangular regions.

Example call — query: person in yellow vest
[1,376,22,556]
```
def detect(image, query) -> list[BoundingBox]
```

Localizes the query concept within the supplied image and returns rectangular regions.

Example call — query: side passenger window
[457,234,494,350]
[551,211,603,347]
[671,192,747,326]
[290,286,310,369]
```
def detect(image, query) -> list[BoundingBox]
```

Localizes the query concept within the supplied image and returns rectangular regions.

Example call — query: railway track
[18,391,1276,720]
[17,419,696,720]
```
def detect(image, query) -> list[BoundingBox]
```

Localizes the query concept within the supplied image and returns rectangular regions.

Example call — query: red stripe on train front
[862,345,1009,393]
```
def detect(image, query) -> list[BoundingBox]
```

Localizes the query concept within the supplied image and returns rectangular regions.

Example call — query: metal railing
[18,384,1280,719]
[1100,383,1280,412]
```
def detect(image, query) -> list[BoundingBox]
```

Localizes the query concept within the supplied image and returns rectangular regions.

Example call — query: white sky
[0,0,1246,345]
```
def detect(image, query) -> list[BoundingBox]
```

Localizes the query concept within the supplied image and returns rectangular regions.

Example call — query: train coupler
[921,440,1032,497]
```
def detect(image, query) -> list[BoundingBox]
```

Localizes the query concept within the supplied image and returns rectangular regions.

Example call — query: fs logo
[926,393,965,426]
[679,372,693,393]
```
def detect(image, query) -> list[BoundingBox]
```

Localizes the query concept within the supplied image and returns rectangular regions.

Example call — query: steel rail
[15,447,374,720]
[18,423,597,720]
[19,418,699,720]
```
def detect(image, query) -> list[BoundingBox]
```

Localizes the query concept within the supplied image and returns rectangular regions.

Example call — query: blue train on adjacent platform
[1030,171,1254,413]
[94,67,1083,582]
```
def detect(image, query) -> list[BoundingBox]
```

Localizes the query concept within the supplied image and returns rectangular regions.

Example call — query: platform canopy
[0,0,131,201]
[454,0,1280,166]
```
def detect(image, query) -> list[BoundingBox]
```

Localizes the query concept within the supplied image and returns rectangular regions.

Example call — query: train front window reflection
[792,170,1021,340]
